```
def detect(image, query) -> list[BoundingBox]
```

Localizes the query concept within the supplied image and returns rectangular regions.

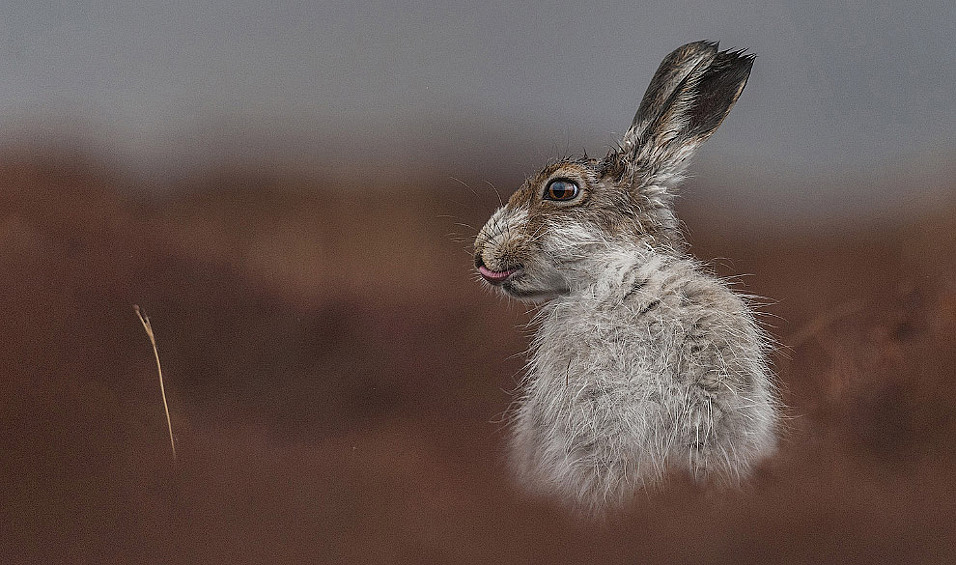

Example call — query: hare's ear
[615,41,753,187]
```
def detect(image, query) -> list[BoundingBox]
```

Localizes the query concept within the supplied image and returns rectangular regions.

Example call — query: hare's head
[474,41,753,302]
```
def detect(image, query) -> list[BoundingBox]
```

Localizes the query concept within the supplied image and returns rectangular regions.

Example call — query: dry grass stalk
[134,305,177,463]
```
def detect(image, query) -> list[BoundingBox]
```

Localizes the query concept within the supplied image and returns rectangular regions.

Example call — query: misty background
[4,3,956,563]
[2,0,954,220]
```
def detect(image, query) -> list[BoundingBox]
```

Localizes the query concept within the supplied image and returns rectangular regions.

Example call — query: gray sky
[2,1,955,215]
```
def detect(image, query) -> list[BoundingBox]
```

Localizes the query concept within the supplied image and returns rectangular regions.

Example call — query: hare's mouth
[477,264,522,285]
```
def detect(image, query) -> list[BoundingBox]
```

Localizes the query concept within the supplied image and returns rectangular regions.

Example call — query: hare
[473,41,778,512]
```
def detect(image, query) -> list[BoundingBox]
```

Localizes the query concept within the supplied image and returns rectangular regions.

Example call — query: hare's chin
[500,279,567,302]
[477,266,570,301]
[501,286,564,302]
[477,266,558,301]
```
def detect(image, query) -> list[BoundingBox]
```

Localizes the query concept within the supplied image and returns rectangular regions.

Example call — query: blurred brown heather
[1,143,955,564]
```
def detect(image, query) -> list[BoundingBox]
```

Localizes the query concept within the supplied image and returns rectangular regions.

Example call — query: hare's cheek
[538,221,599,260]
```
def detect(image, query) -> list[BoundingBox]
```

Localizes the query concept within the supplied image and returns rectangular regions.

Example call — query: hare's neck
[530,246,686,384]
[556,244,681,306]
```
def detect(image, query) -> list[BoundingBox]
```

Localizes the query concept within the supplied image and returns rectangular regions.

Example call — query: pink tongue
[478,265,517,283]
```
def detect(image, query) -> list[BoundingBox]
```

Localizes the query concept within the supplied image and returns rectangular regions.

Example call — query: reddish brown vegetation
[2,148,955,563]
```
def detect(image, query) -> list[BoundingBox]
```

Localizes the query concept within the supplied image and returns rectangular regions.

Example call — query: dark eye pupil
[545,180,579,201]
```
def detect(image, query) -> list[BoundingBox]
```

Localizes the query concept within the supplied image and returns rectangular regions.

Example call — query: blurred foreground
[2,147,955,564]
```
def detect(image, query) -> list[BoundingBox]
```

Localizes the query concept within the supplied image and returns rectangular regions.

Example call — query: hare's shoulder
[609,256,729,310]
[609,261,763,361]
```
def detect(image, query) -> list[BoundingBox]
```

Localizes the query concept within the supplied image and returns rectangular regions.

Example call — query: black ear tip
[713,47,756,77]
[673,41,754,74]
[721,47,756,64]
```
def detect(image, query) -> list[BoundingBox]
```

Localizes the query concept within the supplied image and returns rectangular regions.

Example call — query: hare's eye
[543,179,580,202]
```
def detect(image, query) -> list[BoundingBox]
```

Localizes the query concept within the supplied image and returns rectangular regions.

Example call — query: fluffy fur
[473,41,779,512]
